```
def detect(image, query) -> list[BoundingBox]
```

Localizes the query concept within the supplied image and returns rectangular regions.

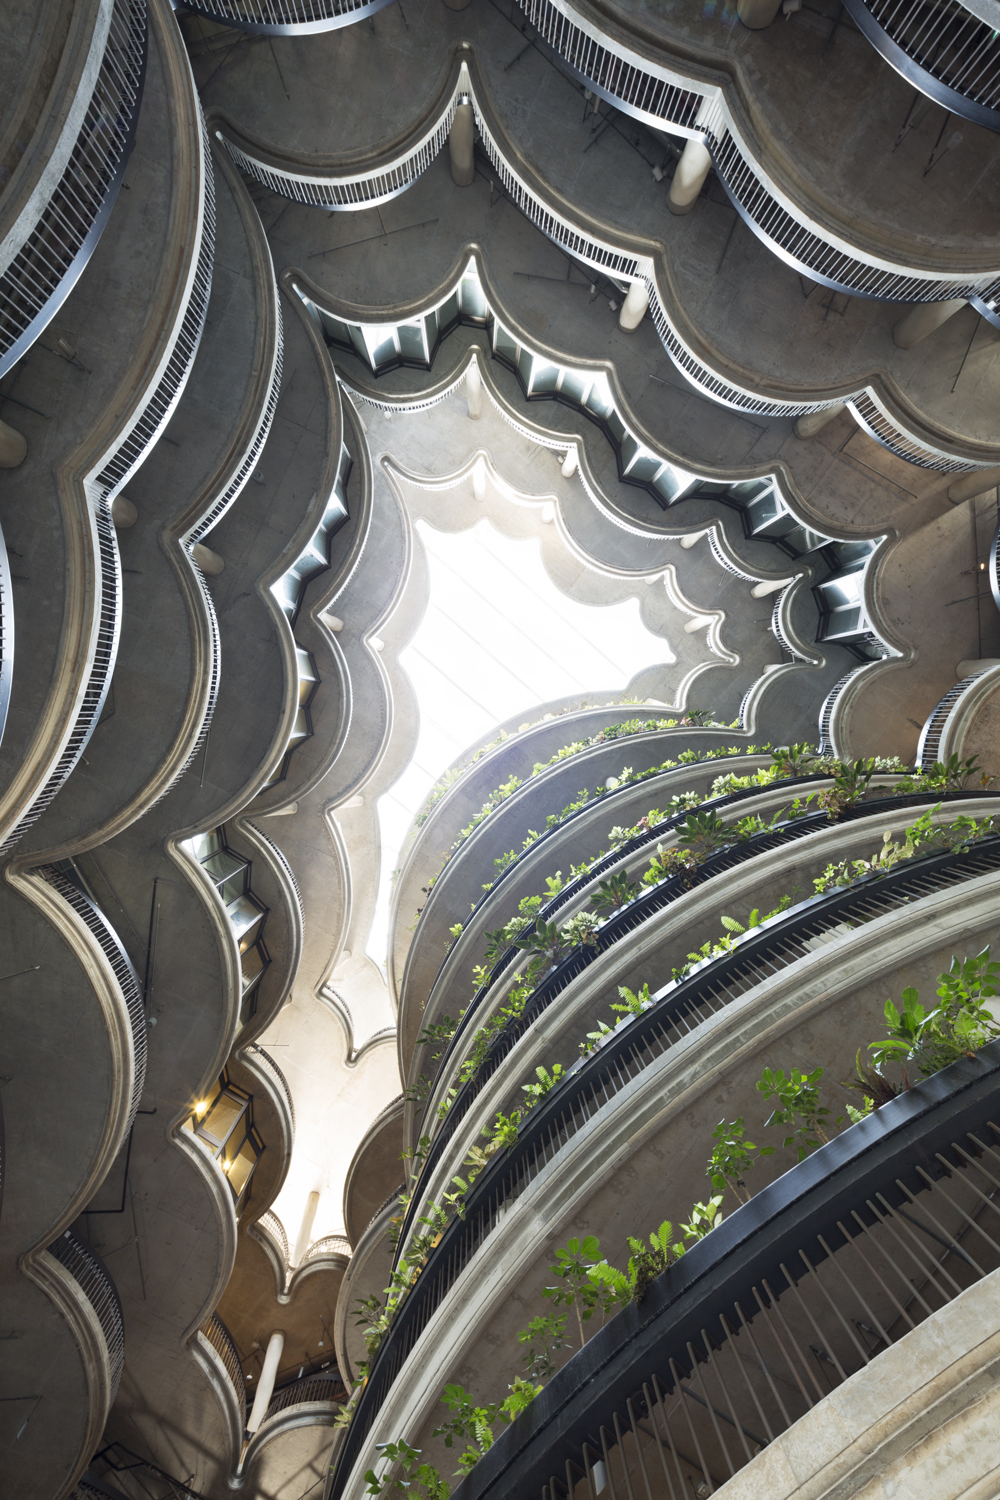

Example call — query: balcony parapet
[251,1208,351,1303]
[917,663,1000,768]
[184,0,395,36]
[197,1310,248,1458]
[217,55,1000,474]
[0,0,147,381]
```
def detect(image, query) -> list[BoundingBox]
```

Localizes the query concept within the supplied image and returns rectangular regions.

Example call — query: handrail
[450,1040,1000,1499]
[333,831,1000,1484]
[50,1229,125,1401]
[0,0,148,380]
[256,1207,290,1264]
[404,790,993,1255]
[247,1042,296,1131]
[201,1312,248,1429]
[263,1371,346,1422]
[183,0,395,35]
[303,1233,351,1262]
[39,865,147,1134]
[917,665,1000,767]
[842,0,1000,133]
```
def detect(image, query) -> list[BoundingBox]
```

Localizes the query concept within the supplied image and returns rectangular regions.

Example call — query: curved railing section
[263,1370,347,1422]
[219,61,999,475]
[450,1042,1000,1500]
[333,830,1000,1484]
[917,664,1000,767]
[0,0,148,381]
[843,0,1000,133]
[247,1042,296,1132]
[185,0,394,36]
[39,865,147,1135]
[201,1311,248,1430]
[513,0,1000,300]
[49,1229,125,1401]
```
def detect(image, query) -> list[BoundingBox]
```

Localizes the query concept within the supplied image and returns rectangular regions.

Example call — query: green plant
[679,1196,725,1241]
[814,757,878,817]
[611,981,653,1018]
[432,1379,541,1477]
[756,1066,833,1160]
[516,1313,573,1381]
[771,743,819,777]
[677,807,731,858]
[364,1440,450,1498]
[706,1117,774,1205]
[869,949,1000,1078]
[590,871,639,913]
[542,1235,619,1343]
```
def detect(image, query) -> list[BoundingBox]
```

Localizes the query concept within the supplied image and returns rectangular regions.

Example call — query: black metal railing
[202,1312,247,1429]
[50,1229,125,1400]
[0,0,148,380]
[39,866,147,1134]
[334,832,1000,1485]
[263,1371,347,1423]
[248,1042,295,1131]
[844,0,1000,131]
[184,0,394,34]
[449,1041,1000,1499]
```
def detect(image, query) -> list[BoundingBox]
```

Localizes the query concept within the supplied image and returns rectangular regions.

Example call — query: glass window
[584,379,613,420]
[460,276,488,322]
[228,892,266,946]
[199,1090,245,1148]
[628,453,664,484]
[437,291,461,337]
[516,346,534,391]
[367,330,399,371]
[322,314,354,351]
[493,324,517,367]
[529,361,560,395]
[557,369,592,406]
[397,322,427,363]
[347,325,369,365]
[241,941,267,991]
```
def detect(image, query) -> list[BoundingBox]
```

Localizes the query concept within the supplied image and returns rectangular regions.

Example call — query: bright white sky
[365,516,676,967]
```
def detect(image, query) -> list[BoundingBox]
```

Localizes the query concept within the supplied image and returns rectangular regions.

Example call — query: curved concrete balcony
[916,659,1000,769]
[445,1046,1000,1500]
[330,828,1000,1494]
[184,0,395,35]
[343,1094,405,1248]
[334,1191,400,1383]
[0,0,213,859]
[209,46,1000,475]
[843,0,1000,133]
[0,0,147,381]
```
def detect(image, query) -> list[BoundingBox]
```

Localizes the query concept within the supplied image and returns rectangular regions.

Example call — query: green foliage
[679,1196,725,1241]
[672,896,792,981]
[756,1066,833,1160]
[432,1379,541,1477]
[516,1313,573,1381]
[590,871,639,913]
[707,1118,774,1205]
[415,1018,458,1060]
[364,1439,450,1498]
[611,981,653,1018]
[771,743,819,777]
[676,807,731,858]
[814,757,878,817]
[869,949,1000,1078]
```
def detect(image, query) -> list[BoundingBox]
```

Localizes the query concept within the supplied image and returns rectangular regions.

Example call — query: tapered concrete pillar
[794,403,847,439]
[618,280,649,332]
[111,494,138,528]
[737,0,783,25]
[292,1190,320,1266]
[247,1330,284,1432]
[0,418,27,467]
[680,529,709,549]
[466,357,481,418]
[947,466,1000,503]
[472,459,486,502]
[668,136,713,215]
[560,448,577,478]
[449,103,475,186]
[751,575,795,598]
[892,298,966,349]
[192,542,224,575]
[684,613,715,633]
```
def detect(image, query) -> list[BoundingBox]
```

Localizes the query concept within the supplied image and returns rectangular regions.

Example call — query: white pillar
[292,1190,320,1266]
[449,103,475,186]
[737,0,783,25]
[111,494,138,528]
[680,530,709,549]
[0,418,27,467]
[751,575,795,598]
[668,137,712,215]
[793,403,847,439]
[192,542,224,576]
[618,280,649,333]
[466,357,481,419]
[684,613,715,633]
[892,298,966,349]
[947,466,1000,504]
[560,448,577,478]
[246,1330,284,1432]
[472,459,486,502]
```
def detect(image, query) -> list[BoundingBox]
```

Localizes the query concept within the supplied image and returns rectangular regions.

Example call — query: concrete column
[0,418,27,467]
[948,466,1000,504]
[449,103,475,186]
[292,1190,320,1267]
[737,0,783,25]
[111,494,138,528]
[892,298,966,349]
[794,403,847,439]
[751,575,795,598]
[246,1330,284,1432]
[192,542,224,575]
[668,136,713,215]
[472,459,486,502]
[618,280,649,332]
[680,529,709,549]
[466,357,481,418]
[684,613,715,633]
[560,448,577,478]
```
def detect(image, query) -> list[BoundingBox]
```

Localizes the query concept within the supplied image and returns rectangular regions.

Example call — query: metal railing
[335,833,1000,1485]
[184,0,394,35]
[202,1312,248,1429]
[39,866,147,1135]
[303,1233,351,1262]
[256,1207,291,1263]
[0,0,148,380]
[451,1044,1000,1499]
[50,1229,125,1400]
[843,0,1000,132]
[916,666,995,767]
[264,1372,346,1422]
[514,0,1000,298]
[247,1042,295,1130]
[816,663,874,755]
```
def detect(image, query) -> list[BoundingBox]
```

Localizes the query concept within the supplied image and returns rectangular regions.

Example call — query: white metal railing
[185,0,394,34]
[0,0,147,380]
[843,0,1000,130]
[222,65,998,476]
